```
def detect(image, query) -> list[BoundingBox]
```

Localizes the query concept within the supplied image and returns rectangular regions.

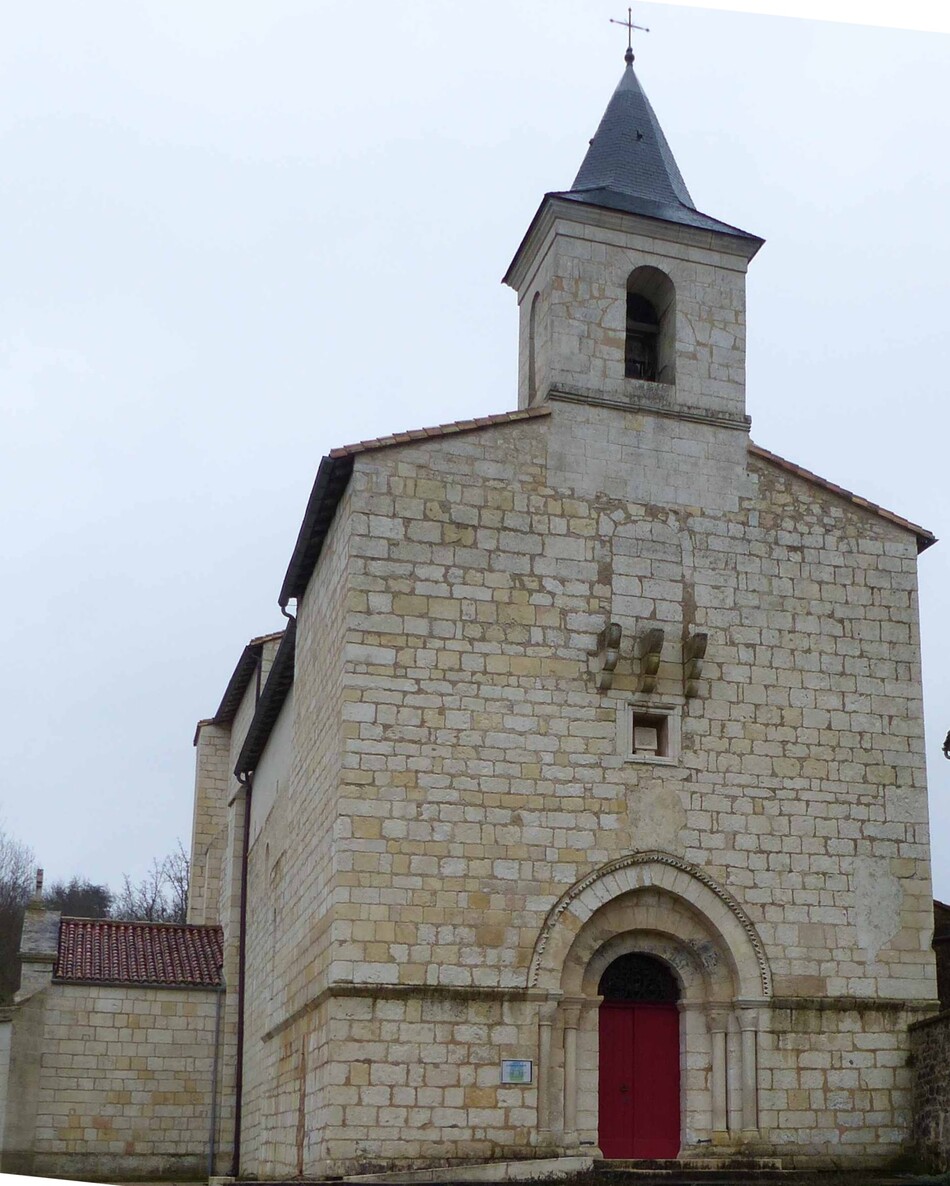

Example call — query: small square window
[620,701,681,765]
[633,715,666,757]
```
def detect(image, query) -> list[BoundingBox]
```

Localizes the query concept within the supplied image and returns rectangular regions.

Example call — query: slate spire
[571,58,694,210]
[554,55,758,241]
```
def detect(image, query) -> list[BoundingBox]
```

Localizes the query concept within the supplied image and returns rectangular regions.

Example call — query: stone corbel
[684,631,708,698]
[637,627,665,694]
[589,622,622,691]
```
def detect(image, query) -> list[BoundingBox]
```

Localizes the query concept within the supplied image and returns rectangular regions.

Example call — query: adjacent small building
[1,887,224,1180]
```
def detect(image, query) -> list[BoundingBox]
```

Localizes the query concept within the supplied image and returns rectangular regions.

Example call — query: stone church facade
[3,48,941,1180]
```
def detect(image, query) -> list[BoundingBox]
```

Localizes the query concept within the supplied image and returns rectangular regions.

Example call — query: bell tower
[504,43,763,429]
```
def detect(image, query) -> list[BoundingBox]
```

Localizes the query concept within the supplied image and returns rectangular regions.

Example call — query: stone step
[595,1174,791,1184]
[599,1159,784,1171]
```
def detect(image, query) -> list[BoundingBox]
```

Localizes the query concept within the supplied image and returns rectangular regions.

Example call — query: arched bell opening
[597,952,682,1160]
[625,266,675,385]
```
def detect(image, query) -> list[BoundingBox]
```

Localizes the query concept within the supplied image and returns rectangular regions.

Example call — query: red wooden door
[599,1001,680,1159]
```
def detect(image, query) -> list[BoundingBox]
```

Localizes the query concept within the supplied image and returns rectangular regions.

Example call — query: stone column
[707,1007,730,1137]
[562,1002,581,1147]
[736,1006,760,1136]
[537,1002,557,1141]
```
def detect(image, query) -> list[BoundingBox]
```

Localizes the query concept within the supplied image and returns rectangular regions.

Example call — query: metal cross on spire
[610,7,649,64]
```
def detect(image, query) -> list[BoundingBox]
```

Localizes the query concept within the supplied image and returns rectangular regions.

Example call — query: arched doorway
[598,952,680,1159]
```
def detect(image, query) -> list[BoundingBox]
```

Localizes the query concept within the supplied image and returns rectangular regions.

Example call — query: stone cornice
[261,981,560,1043]
[547,387,751,432]
[504,195,758,292]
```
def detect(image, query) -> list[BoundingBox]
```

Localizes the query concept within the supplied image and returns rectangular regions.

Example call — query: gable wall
[238,399,936,1173]
[327,406,934,998]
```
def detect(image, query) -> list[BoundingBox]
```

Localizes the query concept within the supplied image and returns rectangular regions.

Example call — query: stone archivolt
[528,850,773,1000]
[531,852,774,1151]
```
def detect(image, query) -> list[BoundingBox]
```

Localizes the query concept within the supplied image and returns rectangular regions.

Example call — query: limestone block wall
[314,993,539,1172]
[19,983,224,1180]
[239,494,352,1175]
[910,1011,950,1172]
[762,1003,920,1161]
[241,688,294,1170]
[2,992,45,1174]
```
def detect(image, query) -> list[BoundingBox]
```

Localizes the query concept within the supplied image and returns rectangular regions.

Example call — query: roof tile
[326,406,550,461]
[55,918,223,988]
[749,442,935,552]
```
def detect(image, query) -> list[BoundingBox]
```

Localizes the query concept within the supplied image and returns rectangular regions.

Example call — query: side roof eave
[278,406,551,609]
[193,629,286,745]
[234,617,297,778]
[750,442,936,554]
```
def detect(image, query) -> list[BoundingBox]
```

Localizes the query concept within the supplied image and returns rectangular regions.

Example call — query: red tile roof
[55,918,223,988]
[327,405,551,459]
[749,442,936,553]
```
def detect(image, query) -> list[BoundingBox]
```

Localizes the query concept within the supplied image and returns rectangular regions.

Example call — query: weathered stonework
[910,1011,950,1172]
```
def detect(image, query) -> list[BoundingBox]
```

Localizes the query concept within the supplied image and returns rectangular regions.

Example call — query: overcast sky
[2,1,949,903]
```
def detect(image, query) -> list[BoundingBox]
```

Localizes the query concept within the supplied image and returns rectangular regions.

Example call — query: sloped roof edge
[750,442,936,554]
[278,406,550,608]
[234,617,297,778]
[194,629,286,745]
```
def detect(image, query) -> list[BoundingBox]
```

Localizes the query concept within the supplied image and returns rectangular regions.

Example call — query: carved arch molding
[528,850,772,998]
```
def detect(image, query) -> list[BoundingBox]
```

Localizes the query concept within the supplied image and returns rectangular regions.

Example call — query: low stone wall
[911,1009,950,1172]
[2,981,226,1181]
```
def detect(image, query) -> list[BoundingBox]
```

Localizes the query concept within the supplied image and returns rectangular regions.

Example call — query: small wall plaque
[501,1059,533,1084]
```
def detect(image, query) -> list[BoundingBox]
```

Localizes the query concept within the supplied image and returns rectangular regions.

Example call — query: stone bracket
[590,622,622,691]
[638,627,665,694]
[684,631,708,698]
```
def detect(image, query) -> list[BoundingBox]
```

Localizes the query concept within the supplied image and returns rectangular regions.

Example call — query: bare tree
[0,823,36,1004]
[112,842,190,925]
[161,841,190,924]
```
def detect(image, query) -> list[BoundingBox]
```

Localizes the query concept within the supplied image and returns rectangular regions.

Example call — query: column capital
[706,1006,731,1033]
[735,1004,762,1032]
[561,1003,581,1029]
[539,1001,558,1027]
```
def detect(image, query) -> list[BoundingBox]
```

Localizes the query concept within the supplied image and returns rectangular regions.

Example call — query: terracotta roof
[55,918,223,988]
[749,442,936,554]
[327,406,551,460]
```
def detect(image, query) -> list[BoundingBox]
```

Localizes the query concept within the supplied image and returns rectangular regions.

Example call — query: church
[1,35,941,1183]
